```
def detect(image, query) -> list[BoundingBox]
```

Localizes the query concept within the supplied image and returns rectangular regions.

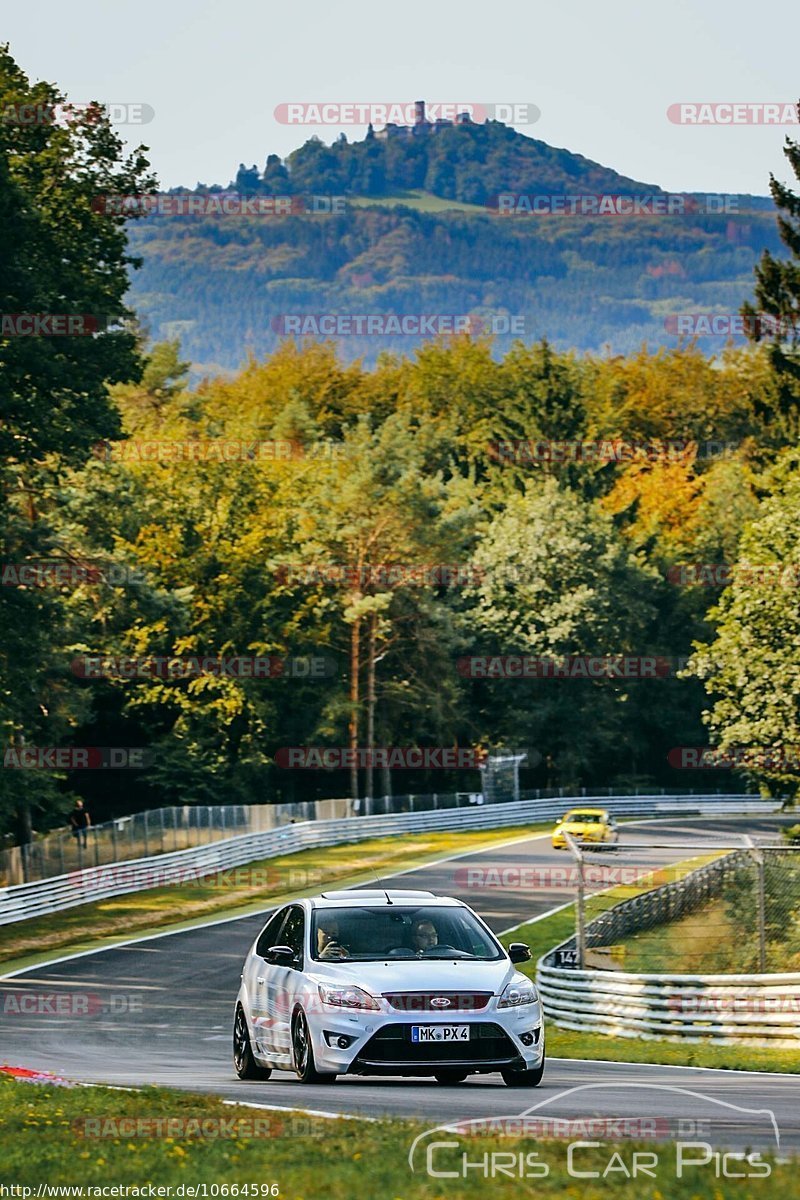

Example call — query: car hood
[558,821,600,831]
[308,957,518,995]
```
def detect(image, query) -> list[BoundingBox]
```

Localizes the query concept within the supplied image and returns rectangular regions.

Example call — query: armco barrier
[537,846,800,1045]
[0,793,773,927]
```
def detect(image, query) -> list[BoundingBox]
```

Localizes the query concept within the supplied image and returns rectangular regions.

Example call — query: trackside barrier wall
[0,794,773,927]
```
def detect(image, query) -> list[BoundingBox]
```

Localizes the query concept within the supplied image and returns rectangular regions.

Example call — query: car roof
[563,807,609,815]
[307,890,463,909]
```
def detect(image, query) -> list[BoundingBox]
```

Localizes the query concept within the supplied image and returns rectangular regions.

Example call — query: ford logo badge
[430,996,451,1008]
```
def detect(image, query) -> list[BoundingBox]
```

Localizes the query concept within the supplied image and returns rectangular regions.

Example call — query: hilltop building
[374,100,473,140]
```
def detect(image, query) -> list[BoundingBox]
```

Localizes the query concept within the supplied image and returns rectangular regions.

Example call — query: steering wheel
[422,943,457,955]
[385,945,415,956]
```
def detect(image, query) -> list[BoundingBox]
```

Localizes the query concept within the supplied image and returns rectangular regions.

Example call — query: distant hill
[126,121,780,375]
[272,120,662,204]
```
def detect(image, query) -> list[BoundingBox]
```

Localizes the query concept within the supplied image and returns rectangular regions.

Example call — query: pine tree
[742,102,800,433]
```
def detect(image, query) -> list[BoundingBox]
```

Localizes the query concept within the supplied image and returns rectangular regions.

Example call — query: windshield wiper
[422,950,479,959]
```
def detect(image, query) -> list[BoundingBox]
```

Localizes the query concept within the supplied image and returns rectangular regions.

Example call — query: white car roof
[307,889,463,908]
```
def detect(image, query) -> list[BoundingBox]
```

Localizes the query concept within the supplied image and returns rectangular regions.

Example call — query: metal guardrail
[0,793,772,927]
[537,847,800,1045]
[2,783,749,887]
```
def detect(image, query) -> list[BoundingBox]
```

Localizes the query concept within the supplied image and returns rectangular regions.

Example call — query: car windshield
[566,812,604,823]
[310,905,504,962]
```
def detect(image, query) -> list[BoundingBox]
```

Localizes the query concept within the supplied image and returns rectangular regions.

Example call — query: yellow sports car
[551,807,619,849]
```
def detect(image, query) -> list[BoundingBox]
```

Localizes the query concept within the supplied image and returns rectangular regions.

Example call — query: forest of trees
[128,200,783,374]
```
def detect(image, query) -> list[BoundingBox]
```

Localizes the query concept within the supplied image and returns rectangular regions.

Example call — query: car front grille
[382,992,492,1013]
[353,1022,520,1069]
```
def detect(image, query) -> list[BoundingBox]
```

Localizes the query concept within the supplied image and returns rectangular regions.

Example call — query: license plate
[411,1025,470,1043]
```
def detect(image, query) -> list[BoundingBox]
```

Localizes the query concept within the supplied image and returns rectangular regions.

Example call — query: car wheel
[501,1061,545,1088]
[434,1070,469,1084]
[233,1004,272,1081]
[292,1009,336,1084]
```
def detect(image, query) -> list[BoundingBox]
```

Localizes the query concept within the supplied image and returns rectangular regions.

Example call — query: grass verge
[0,1075,794,1195]
[499,862,800,1075]
[615,894,800,974]
[0,824,547,974]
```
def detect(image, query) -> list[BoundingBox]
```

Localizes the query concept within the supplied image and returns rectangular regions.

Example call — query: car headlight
[318,983,379,1010]
[497,980,539,1008]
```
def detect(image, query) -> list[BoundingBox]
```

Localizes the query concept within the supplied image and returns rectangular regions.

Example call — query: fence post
[143,811,149,858]
[744,836,767,972]
[755,850,767,972]
[565,832,586,969]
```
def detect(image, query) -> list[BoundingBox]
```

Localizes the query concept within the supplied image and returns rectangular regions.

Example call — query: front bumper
[307,1004,545,1076]
[553,829,609,847]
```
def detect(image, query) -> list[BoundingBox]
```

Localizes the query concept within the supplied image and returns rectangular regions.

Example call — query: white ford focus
[233,889,545,1087]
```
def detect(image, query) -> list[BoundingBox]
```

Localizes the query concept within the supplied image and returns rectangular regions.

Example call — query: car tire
[501,1061,545,1088]
[233,1003,272,1081]
[292,1009,336,1084]
[434,1070,469,1084]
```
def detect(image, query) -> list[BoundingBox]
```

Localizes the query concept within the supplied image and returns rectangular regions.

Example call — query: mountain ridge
[126,121,780,376]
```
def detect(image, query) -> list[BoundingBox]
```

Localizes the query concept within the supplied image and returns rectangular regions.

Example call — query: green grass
[614,896,737,973]
[0,824,548,974]
[615,890,800,975]
[499,865,800,1075]
[348,189,488,213]
[0,1075,794,1196]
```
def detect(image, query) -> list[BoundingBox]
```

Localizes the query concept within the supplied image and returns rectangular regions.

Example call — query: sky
[4,0,799,194]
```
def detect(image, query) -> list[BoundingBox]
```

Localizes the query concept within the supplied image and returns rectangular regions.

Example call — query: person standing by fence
[68,799,91,848]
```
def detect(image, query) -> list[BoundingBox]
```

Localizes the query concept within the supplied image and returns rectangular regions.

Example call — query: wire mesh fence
[559,837,800,975]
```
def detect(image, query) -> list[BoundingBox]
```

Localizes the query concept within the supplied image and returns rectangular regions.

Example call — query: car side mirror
[265,944,297,966]
[508,942,531,964]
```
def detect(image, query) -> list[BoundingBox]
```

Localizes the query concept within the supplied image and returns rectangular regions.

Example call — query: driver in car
[411,918,439,953]
[317,914,350,960]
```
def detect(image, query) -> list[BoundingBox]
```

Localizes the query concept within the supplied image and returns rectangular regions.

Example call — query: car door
[266,905,306,1065]
[247,907,289,1059]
